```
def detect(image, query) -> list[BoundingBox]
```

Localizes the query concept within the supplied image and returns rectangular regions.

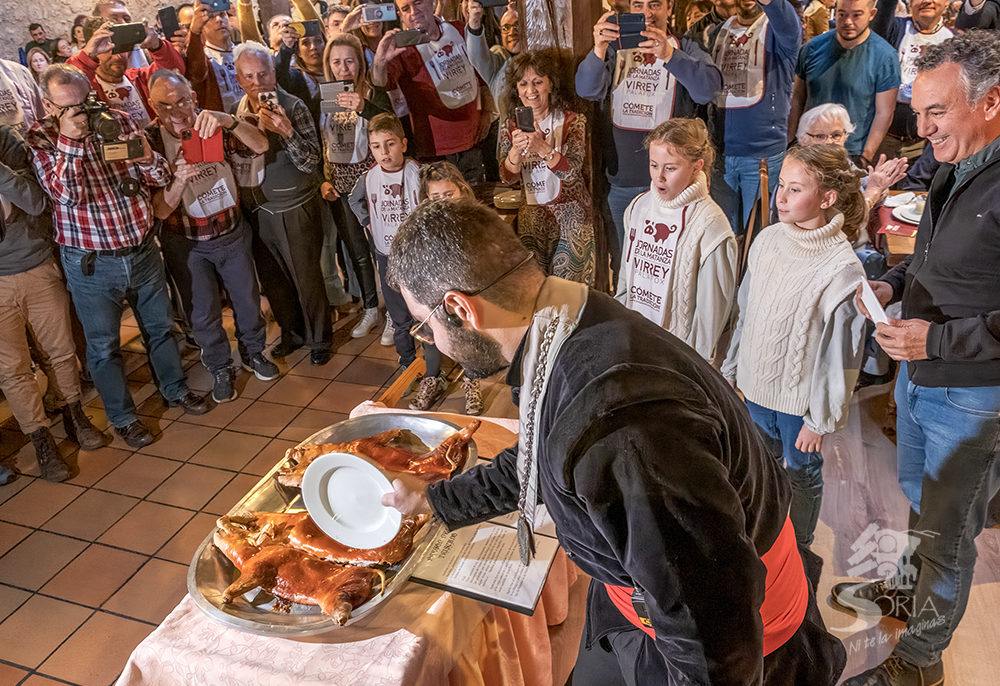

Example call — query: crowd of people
[1,0,999,685]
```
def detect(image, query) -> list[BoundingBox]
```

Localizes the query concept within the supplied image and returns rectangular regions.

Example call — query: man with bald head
[147,70,278,403]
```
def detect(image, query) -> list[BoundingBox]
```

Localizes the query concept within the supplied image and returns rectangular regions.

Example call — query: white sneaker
[351,308,380,338]
[381,313,394,346]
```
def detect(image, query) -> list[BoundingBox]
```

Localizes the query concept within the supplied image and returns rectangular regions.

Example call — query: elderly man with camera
[232,41,333,366]
[27,64,209,450]
[147,69,279,404]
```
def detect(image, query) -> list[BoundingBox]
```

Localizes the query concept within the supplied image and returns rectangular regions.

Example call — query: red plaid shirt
[27,111,170,250]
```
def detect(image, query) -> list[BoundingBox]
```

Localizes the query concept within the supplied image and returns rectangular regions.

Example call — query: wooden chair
[736,159,771,283]
[377,358,425,408]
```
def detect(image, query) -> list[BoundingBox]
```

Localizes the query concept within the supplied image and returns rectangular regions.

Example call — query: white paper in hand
[860,280,889,325]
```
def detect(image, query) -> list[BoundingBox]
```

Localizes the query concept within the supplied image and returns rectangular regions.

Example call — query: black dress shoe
[116,421,155,449]
[310,348,332,366]
[831,579,912,622]
[271,339,304,358]
[168,391,211,415]
[842,654,944,686]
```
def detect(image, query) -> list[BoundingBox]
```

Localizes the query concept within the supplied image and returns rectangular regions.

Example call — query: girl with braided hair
[722,143,868,547]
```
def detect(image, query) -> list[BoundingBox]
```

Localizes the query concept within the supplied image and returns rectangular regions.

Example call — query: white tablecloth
[115,404,587,686]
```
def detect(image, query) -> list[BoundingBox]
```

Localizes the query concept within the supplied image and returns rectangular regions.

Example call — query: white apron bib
[521,111,565,206]
[0,71,27,135]
[622,201,688,324]
[162,132,238,219]
[97,74,150,128]
[205,43,246,114]
[232,98,267,187]
[713,13,769,109]
[365,161,421,255]
[321,110,369,165]
[415,22,479,109]
[611,41,679,131]
[897,21,952,103]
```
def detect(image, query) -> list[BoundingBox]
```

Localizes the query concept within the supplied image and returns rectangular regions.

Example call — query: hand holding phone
[609,13,646,51]
[158,7,181,40]
[361,3,398,24]
[289,20,322,38]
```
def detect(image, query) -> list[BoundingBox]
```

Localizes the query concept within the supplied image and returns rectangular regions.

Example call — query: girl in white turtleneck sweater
[722,144,867,547]
[615,118,737,363]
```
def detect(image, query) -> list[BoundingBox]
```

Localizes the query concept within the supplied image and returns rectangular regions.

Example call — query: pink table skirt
[115,405,587,686]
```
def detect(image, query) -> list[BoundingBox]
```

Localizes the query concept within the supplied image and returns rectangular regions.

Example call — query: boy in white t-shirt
[348,114,447,410]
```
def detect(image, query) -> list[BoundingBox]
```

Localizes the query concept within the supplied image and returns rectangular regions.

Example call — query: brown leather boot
[29,427,73,482]
[62,401,107,451]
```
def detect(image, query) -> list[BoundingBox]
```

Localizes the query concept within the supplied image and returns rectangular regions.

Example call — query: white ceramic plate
[494,190,520,210]
[883,192,915,208]
[301,452,402,549]
[891,204,923,225]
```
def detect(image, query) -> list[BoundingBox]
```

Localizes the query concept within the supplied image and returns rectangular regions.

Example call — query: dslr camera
[82,92,143,162]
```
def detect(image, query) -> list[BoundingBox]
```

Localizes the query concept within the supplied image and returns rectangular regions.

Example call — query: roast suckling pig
[214,527,385,625]
[275,419,481,488]
[217,510,429,566]
[214,421,480,624]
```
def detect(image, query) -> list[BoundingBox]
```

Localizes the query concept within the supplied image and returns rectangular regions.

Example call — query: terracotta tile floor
[0,307,496,686]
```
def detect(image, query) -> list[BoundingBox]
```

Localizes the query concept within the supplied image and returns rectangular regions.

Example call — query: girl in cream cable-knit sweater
[615,119,737,362]
[722,144,867,547]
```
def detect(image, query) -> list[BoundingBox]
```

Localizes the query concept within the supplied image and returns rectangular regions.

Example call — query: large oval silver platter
[187,413,478,636]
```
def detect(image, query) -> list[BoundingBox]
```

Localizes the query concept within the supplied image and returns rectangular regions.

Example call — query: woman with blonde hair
[26,48,52,82]
[319,32,393,340]
[615,118,737,363]
[723,143,868,547]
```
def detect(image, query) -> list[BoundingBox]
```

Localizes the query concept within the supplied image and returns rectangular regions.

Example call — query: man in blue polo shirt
[789,0,901,167]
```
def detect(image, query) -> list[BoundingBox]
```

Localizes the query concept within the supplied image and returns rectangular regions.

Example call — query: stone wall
[1,0,172,63]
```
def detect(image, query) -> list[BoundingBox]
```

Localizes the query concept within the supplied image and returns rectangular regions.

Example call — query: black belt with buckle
[80,241,146,276]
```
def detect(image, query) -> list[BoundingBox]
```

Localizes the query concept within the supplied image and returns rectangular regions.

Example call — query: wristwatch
[224,116,240,133]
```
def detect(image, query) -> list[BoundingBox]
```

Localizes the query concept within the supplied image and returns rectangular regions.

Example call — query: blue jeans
[891,362,1000,667]
[746,400,824,546]
[715,151,785,233]
[159,224,267,373]
[61,241,188,427]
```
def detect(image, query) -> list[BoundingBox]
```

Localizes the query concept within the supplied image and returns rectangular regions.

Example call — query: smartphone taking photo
[609,13,646,51]
[515,106,535,133]
[158,7,181,40]
[395,29,430,47]
[109,23,146,54]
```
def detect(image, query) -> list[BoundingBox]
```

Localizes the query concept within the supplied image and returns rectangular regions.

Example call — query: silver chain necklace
[517,317,558,565]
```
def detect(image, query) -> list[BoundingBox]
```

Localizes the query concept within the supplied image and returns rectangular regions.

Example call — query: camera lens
[91,112,122,140]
